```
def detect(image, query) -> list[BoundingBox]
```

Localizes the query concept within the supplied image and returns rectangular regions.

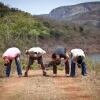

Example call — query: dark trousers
[70,60,87,77]
[25,56,45,73]
[52,59,69,74]
[5,58,22,77]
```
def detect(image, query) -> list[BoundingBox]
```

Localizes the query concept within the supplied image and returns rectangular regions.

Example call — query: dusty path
[0,70,100,100]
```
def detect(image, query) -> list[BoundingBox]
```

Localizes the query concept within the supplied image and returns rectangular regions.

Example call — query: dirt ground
[0,69,100,100]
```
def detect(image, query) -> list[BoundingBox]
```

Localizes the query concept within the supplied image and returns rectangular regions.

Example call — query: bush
[0,57,5,77]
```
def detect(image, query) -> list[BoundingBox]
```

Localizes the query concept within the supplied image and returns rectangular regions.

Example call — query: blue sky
[0,0,100,15]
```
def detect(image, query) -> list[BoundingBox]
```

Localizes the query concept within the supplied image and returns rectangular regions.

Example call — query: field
[0,61,100,100]
[0,2,100,100]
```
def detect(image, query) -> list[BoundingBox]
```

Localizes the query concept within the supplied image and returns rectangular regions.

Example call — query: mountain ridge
[48,1,100,21]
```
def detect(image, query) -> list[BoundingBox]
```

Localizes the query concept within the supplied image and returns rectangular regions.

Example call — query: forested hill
[0,2,100,54]
[0,2,50,52]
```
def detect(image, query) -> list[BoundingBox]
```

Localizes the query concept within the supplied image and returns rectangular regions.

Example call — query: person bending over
[24,47,47,77]
[51,47,69,76]
[2,47,22,77]
[70,48,87,77]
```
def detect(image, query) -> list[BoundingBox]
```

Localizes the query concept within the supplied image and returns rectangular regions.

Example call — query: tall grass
[85,56,100,76]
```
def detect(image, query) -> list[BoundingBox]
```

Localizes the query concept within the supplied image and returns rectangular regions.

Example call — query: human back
[53,47,66,56]
[26,47,46,58]
[2,47,21,60]
[71,48,85,58]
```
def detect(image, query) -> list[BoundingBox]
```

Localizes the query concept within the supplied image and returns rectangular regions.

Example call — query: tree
[29,29,40,46]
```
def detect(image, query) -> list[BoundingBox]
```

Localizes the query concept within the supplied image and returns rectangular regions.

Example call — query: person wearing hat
[2,47,22,77]
[24,47,47,77]
[70,48,87,77]
[51,47,69,76]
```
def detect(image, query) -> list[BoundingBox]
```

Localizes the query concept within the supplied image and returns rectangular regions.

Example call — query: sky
[0,0,100,15]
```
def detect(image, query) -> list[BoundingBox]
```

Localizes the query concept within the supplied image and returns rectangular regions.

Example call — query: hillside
[48,2,100,21]
[0,2,100,54]
[47,2,100,29]
[33,2,100,53]
[0,2,50,52]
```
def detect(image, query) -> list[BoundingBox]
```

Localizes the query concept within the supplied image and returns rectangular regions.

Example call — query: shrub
[0,57,5,77]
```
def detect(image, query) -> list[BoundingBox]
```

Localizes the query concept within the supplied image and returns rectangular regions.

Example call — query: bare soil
[0,70,100,100]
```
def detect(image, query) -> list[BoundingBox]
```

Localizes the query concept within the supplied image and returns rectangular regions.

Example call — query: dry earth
[0,69,100,100]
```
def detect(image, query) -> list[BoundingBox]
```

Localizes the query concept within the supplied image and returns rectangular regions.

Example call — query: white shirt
[71,49,85,58]
[28,47,46,54]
